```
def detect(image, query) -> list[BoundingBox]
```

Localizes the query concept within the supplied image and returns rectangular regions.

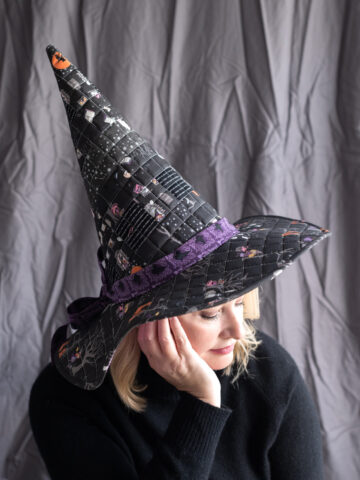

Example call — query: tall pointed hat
[46,45,331,390]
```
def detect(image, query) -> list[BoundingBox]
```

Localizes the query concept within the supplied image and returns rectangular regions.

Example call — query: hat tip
[45,45,72,70]
[46,44,58,63]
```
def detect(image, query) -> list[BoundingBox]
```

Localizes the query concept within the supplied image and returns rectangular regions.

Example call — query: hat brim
[52,214,330,389]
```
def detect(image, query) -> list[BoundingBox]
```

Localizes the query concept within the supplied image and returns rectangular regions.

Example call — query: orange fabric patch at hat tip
[52,51,71,70]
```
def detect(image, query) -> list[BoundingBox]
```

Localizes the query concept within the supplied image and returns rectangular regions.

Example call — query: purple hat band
[66,217,238,331]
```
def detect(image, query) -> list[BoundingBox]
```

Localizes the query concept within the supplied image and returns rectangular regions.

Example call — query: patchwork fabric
[46,45,331,390]
[47,45,219,286]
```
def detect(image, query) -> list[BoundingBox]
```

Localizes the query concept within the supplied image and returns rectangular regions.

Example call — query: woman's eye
[236,302,244,307]
[201,313,220,320]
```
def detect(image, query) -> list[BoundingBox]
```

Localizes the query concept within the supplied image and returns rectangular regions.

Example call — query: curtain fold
[0,1,358,478]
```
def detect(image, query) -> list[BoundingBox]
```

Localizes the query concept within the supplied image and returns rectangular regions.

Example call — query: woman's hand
[137,317,221,407]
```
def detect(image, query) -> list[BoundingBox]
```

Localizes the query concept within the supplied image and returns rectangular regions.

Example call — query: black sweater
[29,330,324,479]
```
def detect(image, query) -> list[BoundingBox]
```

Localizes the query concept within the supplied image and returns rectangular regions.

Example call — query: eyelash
[201,302,244,320]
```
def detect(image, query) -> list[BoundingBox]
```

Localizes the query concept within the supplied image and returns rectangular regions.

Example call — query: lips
[210,343,235,354]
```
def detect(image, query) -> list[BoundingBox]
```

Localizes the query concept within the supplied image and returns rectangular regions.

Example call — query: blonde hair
[110,287,262,413]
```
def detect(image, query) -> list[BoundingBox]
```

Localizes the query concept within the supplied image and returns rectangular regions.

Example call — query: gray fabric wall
[1,0,359,478]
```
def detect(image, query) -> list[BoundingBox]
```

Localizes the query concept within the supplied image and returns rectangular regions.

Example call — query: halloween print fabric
[51,214,330,390]
[46,46,331,390]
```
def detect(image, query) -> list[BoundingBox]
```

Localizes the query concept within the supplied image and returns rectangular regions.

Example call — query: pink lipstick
[210,344,235,355]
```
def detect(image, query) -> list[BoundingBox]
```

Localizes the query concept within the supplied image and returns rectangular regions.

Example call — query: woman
[29,46,330,479]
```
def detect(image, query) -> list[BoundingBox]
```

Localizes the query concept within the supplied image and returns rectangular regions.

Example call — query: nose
[222,305,245,340]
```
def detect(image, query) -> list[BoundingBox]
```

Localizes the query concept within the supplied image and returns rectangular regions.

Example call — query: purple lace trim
[66,217,237,330]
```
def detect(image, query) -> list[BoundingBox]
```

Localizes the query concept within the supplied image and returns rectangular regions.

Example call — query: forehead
[201,295,244,310]
[175,296,244,319]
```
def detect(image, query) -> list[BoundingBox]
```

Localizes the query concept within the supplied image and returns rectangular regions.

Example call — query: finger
[137,321,156,351]
[137,322,149,344]
[169,316,192,354]
[140,320,165,361]
[157,317,178,356]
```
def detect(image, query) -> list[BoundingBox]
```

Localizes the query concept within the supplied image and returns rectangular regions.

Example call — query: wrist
[197,389,221,408]
[202,397,221,408]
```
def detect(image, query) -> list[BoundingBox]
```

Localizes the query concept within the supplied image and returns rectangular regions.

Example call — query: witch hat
[46,45,331,390]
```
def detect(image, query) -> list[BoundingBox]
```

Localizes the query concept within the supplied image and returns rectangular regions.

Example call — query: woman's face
[177,295,245,370]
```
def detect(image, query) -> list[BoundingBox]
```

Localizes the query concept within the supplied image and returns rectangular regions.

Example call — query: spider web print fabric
[52,215,331,390]
[46,46,331,391]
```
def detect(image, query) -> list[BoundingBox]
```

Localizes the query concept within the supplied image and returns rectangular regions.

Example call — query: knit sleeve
[29,371,232,480]
[268,368,325,479]
[140,391,233,479]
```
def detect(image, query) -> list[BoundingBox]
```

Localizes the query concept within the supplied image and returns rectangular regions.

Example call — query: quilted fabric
[46,45,331,390]
[46,45,222,285]
[51,215,330,390]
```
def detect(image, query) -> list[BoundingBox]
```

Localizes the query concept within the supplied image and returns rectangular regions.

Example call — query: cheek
[180,321,218,353]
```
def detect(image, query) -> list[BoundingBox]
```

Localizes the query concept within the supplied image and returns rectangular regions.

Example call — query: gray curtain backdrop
[1,0,359,478]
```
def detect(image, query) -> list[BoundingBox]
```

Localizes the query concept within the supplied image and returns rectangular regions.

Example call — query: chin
[207,356,234,371]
